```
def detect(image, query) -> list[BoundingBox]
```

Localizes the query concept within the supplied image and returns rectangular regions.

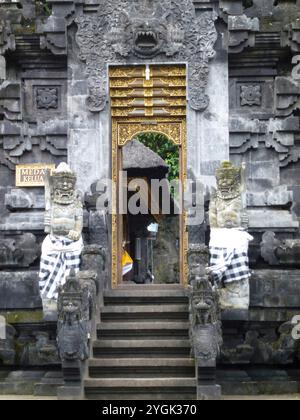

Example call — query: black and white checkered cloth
[209,247,250,285]
[39,235,82,300]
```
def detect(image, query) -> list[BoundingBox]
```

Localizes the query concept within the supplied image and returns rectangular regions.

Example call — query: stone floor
[0,395,299,400]
[224,395,300,401]
[0,395,57,400]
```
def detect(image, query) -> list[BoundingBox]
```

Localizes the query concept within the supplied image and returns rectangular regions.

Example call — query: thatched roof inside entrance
[123,140,169,178]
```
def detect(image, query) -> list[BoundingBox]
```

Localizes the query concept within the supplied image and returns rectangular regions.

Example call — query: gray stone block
[251,270,300,308]
[197,385,222,400]
[0,271,42,310]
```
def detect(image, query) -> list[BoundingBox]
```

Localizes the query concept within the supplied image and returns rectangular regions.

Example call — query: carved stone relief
[75,0,217,112]
[36,87,59,110]
[240,85,262,107]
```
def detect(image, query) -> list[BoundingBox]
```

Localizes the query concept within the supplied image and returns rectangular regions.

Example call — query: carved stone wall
[225,0,300,268]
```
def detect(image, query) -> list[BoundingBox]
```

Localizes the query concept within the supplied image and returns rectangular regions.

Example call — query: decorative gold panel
[116,119,183,147]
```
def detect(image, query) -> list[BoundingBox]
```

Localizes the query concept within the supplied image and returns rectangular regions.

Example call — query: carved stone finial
[57,269,89,362]
[188,245,222,362]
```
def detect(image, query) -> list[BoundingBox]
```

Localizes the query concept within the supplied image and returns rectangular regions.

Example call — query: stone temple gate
[0,0,300,400]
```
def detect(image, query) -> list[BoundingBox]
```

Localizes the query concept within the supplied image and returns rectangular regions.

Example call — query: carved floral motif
[240,85,262,107]
[36,87,59,110]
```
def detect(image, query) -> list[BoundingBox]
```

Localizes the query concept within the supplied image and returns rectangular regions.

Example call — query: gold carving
[143,79,154,88]
[110,78,139,88]
[117,120,183,147]
[111,98,137,107]
[162,88,186,97]
[109,67,144,78]
[152,66,186,77]
[16,164,56,187]
[144,98,153,107]
[144,88,154,97]
[162,107,187,116]
[110,89,136,98]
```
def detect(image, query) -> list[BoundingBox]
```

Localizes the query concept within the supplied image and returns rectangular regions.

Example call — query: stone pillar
[67,34,110,195]
[188,49,229,189]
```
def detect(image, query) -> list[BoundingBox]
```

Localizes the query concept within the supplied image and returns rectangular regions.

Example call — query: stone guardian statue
[39,163,83,303]
[208,161,253,310]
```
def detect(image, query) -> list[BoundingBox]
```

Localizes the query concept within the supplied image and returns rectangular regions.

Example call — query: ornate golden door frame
[109,65,188,288]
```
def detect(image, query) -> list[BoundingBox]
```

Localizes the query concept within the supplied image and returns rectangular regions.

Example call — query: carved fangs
[135,31,158,49]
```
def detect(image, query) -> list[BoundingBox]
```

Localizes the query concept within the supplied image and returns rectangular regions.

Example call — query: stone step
[103,289,188,306]
[93,339,191,358]
[34,372,64,397]
[97,321,190,339]
[220,380,299,396]
[88,358,195,378]
[85,391,197,401]
[0,371,45,396]
[84,378,197,400]
[101,305,189,322]
[0,371,10,381]
[118,285,185,290]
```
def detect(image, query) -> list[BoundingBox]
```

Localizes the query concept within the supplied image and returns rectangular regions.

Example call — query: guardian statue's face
[53,179,76,205]
[217,176,237,195]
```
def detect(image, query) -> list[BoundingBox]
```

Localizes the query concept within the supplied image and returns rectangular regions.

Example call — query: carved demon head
[108,1,184,59]
[132,20,165,58]
[216,161,243,199]
[51,163,77,205]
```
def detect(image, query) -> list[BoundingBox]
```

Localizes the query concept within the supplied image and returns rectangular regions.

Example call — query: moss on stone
[14,18,36,35]
[0,310,44,324]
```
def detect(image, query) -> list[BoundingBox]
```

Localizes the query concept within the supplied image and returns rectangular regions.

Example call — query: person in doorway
[122,247,133,277]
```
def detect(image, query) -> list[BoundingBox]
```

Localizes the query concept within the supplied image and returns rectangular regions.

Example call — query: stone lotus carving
[75,0,217,112]
[240,85,262,107]
[36,87,59,110]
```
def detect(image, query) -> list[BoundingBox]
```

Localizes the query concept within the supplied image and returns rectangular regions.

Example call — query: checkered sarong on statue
[209,247,250,285]
[209,228,253,285]
[39,235,83,300]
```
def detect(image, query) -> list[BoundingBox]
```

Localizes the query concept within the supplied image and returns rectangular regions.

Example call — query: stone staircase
[83,285,197,400]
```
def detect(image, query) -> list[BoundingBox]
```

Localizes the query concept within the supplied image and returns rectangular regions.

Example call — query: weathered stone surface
[0,271,42,309]
[221,320,300,365]
[0,233,39,268]
[0,212,44,231]
[228,15,259,53]
[251,270,300,308]
[5,189,45,210]
[247,186,293,207]
[21,332,59,366]
[248,209,299,231]
[0,324,16,365]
